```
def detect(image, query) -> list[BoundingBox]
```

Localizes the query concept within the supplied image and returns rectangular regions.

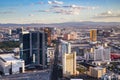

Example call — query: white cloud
[29,14,34,17]
[52,5,61,8]
[62,4,97,10]
[37,10,50,12]
[38,7,80,15]
[48,0,63,5]
[37,4,97,15]
[94,11,120,18]
[51,4,97,15]
[53,8,80,15]
[101,11,112,15]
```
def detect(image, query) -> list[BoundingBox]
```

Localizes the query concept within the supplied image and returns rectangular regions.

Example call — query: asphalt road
[1,70,50,80]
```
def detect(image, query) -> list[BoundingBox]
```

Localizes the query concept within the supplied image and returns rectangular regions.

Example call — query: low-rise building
[89,67,106,78]
[64,32,77,40]
[0,54,25,75]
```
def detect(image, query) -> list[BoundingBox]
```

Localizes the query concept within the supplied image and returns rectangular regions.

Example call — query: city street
[1,70,50,80]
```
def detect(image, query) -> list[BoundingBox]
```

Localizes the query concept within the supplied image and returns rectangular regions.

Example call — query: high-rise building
[16,27,23,34]
[62,52,76,76]
[94,46,111,62]
[20,31,47,68]
[44,27,52,46]
[9,29,12,35]
[90,29,97,42]
[94,46,104,61]
[103,47,111,61]
[60,40,71,55]
[0,33,3,39]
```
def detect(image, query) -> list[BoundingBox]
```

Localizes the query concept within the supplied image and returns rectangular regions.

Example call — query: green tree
[0,41,19,49]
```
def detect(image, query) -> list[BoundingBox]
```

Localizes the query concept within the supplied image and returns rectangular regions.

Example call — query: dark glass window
[23,34,30,49]
[39,33,43,49]
[39,50,43,64]
[23,50,31,65]
[32,33,38,48]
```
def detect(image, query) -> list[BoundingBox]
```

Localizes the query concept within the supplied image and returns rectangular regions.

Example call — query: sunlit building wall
[90,29,97,42]
[62,52,76,76]
[89,67,106,78]
[64,32,77,40]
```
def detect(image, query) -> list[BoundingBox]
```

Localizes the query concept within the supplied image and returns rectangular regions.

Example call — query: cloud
[50,4,97,15]
[62,4,97,10]
[53,8,80,15]
[36,10,50,12]
[52,5,61,8]
[63,5,83,9]
[0,11,14,14]
[36,8,80,15]
[29,14,34,17]
[101,11,112,15]
[94,11,120,18]
[48,0,63,5]
[37,4,97,15]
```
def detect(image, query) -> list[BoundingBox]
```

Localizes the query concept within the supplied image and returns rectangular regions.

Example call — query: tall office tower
[58,40,71,64]
[20,31,47,68]
[90,29,97,42]
[103,47,111,61]
[62,52,76,76]
[60,40,71,55]
[44,27,52,46]
[94,46,104,61]
[16,27,23,34]
[94,46,111,61]
[9,29,12,35]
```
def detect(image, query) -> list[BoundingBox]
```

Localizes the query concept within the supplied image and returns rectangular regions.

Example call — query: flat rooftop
[0,54,23,62]
[94,67,104,70]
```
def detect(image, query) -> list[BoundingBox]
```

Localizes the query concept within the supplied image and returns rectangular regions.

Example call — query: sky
[0,0,120,24]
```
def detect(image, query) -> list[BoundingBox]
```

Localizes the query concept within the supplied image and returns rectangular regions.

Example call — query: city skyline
[0,0,120,24]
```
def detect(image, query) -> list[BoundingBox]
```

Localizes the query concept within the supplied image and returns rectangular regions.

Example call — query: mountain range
[0,22,120,28]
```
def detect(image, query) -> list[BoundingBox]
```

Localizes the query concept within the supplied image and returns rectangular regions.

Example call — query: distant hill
[0,22,120,28]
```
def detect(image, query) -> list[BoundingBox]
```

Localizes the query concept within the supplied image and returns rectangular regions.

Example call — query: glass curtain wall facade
[20,31,47,68]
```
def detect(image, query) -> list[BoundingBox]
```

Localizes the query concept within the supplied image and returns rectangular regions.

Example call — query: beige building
[89,67,106,78]
[62,52,76,76]
[64,32,77,40]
